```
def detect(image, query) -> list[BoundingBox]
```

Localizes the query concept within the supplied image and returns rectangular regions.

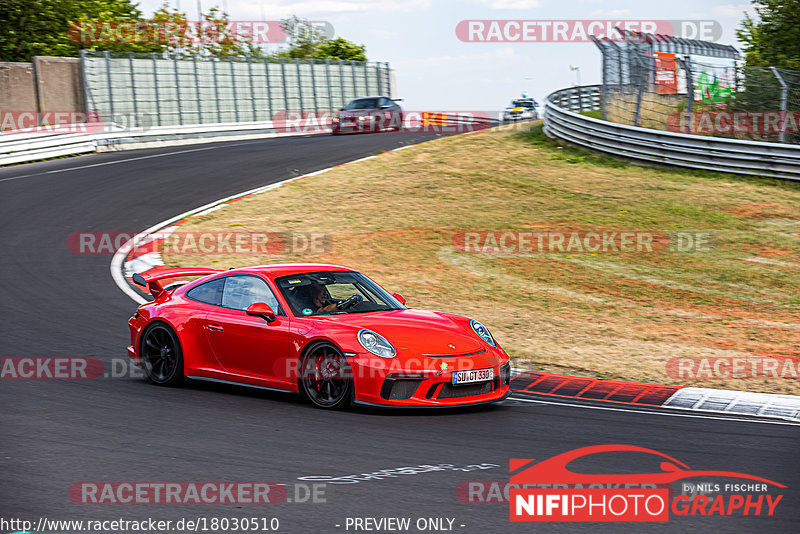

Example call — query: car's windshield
[343,98,379,110]
[276,271,404,316]
[512,100,536,108]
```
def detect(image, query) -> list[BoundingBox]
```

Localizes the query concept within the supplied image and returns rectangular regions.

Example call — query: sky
[134,0,756,110]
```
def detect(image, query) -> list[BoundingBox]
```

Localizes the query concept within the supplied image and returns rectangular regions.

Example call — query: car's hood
[325,309,484,356]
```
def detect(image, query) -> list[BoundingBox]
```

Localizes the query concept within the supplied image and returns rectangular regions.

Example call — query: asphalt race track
[1,133,798,533]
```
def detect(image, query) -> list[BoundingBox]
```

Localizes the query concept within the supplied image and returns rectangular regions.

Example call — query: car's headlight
[470,320,496,347]
[357,329,396,358]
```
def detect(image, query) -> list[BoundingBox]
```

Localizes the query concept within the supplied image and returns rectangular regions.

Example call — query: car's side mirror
[246,302,277,323]
[392,293,406,305]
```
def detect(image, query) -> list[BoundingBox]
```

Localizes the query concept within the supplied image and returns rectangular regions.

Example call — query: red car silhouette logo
[510,444,785,487]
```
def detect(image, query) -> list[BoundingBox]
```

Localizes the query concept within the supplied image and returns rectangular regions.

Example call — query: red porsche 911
[127,264,511,409]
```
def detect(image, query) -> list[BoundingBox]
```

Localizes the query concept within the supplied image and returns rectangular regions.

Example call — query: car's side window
[380,97,391,107]
[186,278,224,306]
[221,276,282,314]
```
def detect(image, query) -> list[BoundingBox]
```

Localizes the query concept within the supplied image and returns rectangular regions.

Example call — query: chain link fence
[594,37,800,144]
[81,51,394,128]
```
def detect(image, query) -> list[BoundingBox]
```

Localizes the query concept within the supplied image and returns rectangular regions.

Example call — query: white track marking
[508,396,800,426]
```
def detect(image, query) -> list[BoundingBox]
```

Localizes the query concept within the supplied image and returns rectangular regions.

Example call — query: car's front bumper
[350,352,511,407]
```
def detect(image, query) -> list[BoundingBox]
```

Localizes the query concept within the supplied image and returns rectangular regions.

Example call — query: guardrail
[0,121,309,166]
[1,112,496,167]
[543,85,800,180]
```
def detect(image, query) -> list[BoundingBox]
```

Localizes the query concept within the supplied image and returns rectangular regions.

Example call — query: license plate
[452,367,494,385]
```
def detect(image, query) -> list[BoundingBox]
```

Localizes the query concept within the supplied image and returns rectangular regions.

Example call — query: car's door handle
[207,324,224,332]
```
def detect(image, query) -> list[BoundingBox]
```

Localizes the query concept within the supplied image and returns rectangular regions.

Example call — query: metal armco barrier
[0,113,494,167]
[0,121,297,166]
[544,85,800,180]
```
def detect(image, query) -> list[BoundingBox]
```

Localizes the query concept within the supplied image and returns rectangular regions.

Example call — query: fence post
[632,52,646,127]
[247,56,257,121]
[325,59,333,111]
[193,55,202,124]
[280,58,289,114]
[173,55,183,125]
[264,58,273,121]
[79,50,95,122]
[771,67,788,144]
[681,57,694,134]
[310,59,319,112]
[104,51,115,124]
[296,58,304,113]
[128,52,139,128]
[151,53,162,126]
[212,58,221,123]
[339,61,346,101]
[385,62,392,98]
[229,57,239,123]
[350,60,358,96]
[603,41,624,121]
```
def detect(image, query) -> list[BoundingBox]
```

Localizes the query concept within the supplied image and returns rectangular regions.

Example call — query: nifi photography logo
[508,444,785,522]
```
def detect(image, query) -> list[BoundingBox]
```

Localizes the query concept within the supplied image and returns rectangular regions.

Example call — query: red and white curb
[109,145,800,423]
[510,370,800,423]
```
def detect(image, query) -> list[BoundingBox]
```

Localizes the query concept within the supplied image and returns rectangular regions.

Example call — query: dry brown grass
[163,125,800,394]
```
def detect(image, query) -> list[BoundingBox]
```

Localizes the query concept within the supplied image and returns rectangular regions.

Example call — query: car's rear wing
[132,268,221,300]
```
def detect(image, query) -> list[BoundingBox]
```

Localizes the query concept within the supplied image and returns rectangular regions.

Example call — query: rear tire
[298,343,352,409]
[140,323,183,386]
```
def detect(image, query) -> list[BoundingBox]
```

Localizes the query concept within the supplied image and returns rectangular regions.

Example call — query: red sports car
[127,264,511,409]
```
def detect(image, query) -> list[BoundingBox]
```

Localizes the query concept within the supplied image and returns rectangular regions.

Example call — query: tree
[314,38,367,61]
[0,0,158,61]
[150,3,263,58]
[737,0,800,69]
[0,1,264,61]
[272,16,367,61]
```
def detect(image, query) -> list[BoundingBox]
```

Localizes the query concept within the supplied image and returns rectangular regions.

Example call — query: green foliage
[737,0,800,69]
[0,0,265,61]
[314,38,367,61]
[271,16,367,61]
[150,3,262,58]
[0,0,159,61]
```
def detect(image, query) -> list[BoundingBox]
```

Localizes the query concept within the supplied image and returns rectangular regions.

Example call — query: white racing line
[108,139,800,426]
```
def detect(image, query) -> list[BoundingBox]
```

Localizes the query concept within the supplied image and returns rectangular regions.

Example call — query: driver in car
[310,283,339,313]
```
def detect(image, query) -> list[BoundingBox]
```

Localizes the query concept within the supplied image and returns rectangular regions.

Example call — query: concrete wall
[0,57,85,129]
[0,62,37,112]
[32,57,84,113]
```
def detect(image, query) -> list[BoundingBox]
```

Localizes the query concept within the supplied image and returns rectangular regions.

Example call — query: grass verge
[163,124,800,394]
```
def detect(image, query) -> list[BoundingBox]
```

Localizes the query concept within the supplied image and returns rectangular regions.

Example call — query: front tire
[141,323,183,386]
[298,343,352,409]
